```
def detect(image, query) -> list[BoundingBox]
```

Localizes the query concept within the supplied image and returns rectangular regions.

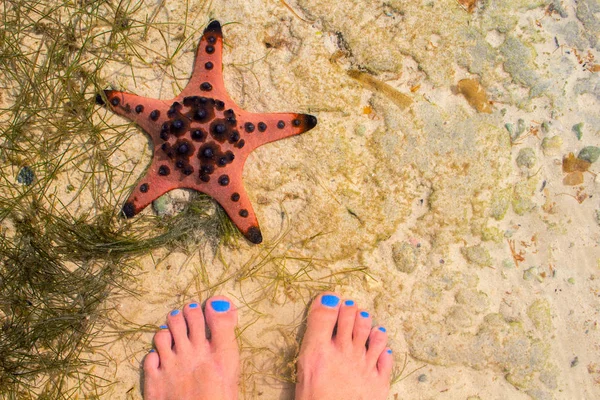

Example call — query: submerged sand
[29,0,600,399]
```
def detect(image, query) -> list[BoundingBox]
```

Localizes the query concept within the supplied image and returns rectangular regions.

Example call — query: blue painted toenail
[321,295,339,307]
[149,349,155,353]
[379,326,386,333]
[159,325,168,329]
[189,303,199,309]
[170,310,180,316]
[387,349,392,354]
[360,311,369,318]
[211,300,230,312]
[344,300,355,306]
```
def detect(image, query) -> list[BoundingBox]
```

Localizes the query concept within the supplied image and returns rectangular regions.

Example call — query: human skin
[143,292,392,400]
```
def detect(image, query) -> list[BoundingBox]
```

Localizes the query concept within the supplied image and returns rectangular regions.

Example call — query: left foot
[143,296,239,400]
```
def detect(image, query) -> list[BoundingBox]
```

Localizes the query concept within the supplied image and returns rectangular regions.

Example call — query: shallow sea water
[8,0,598,399]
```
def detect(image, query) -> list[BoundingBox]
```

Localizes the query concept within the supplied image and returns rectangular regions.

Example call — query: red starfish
[96,21,317,244]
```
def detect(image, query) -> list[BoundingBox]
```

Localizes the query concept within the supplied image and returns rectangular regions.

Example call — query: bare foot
[295,292,393,400]
[143,296,239,400]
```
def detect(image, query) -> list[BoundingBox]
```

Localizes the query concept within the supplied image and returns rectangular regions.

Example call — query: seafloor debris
[461,244,492,267]
[16,166,35,185]
[577,146,600,163]
[347,69,413,109]
[572,122,584,140]
[457,0,479,13]
[516,147,537,169]
[541,135,563,155]
[562,152,591,186]
[456,79,492,113]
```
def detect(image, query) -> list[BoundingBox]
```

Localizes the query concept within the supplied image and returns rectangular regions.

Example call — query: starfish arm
[243,112,318,148]
[99,90,169,139]
[209,176,263,244]
[179,20,230,102]
[121,161,177,218]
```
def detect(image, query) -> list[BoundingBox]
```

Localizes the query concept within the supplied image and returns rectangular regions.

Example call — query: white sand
[63,0,600,398]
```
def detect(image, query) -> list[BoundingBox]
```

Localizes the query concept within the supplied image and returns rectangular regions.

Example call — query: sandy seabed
[51,0,600,399]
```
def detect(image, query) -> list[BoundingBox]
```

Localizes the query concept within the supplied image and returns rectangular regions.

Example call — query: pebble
[516,147,537,169]
[577,146,600,163]
[541,136,563,156]
[572,122,584,140]
[16,166,35,185]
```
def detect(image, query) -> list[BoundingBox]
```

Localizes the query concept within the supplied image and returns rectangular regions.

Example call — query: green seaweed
[0,0,236,397]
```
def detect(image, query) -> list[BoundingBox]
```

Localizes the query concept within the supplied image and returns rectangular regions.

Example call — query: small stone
[16,166,35,185]
[481,226,503,243]
[523,266,541,281]
[527,299,552,332]
[541,136,563,156]
[540,121,550,133]
[516,119,526,136]
[571,356,579,367]
[572,122,584,140]
[152,194,171,216]
[456,288,490,314]
[489,188,511,220]
[516,147,537,169]
[461,244,492,267]
[391,242,418,273]
[417,374,427,382]
[577,146,600,163]
[505,123,515,138]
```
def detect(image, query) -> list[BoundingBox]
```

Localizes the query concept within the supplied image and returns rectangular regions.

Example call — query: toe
[334,299,357,346]
[143,350,160,372]
[352,309,372,348]
[167,309,191,353]
[204,296,238,351]
[303,292,342,346]
[153,328,174,363]
[183,301,206,346]
[366,326,388,366]
[143,350,162,400]
[377,347,394,378]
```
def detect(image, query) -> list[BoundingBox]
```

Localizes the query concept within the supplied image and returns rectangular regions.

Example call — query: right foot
[295,292,393,400]
[143,296,239,400]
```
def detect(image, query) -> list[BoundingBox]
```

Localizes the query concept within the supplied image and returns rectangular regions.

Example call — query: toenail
[321,294,340,307]
[344,300,355,306]
[360,311,369,318]
[387,349,392,354]
[189,303,199,309]
[378,326,386,333]
[159,325,168,329]
[149,349,155,353]
[211,300,230,312]
[170,310,180,316]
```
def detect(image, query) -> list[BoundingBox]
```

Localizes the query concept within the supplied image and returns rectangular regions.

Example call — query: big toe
[302,292,341,347]
[204,295,238,351]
